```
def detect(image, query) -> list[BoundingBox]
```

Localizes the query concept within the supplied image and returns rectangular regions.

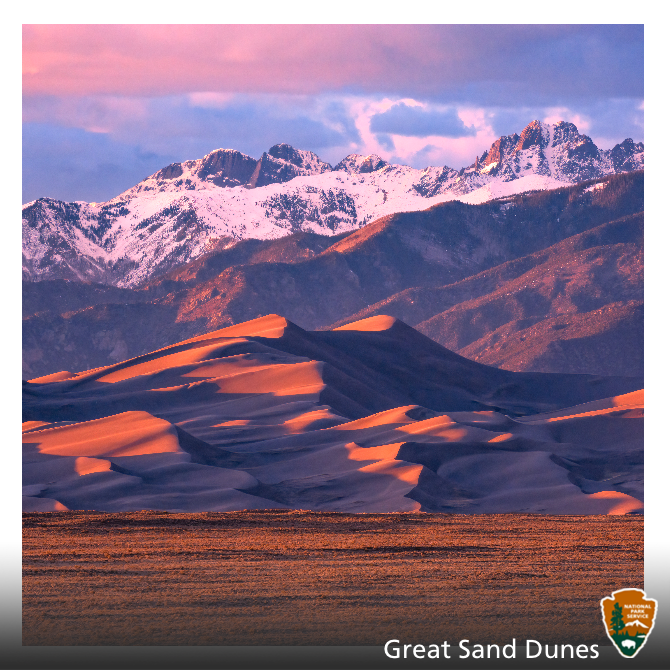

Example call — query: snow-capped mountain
[624,620,649,629]
[22,120,643,288]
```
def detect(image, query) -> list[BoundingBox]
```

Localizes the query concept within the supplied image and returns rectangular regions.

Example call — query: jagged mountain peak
[23,120,644,288]
[478,121,586,167]
[472,119,641,184]
[334,154,388,174]
[247,147,331,188]
[616,137,643,149]
[515,119,547,151]
[202,147,253,160]
[267,143,333,174]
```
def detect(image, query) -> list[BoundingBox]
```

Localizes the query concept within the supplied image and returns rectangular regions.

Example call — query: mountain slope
[331,210,643,376]
[454,300,643,376]
[22,172,644,380]
[22,120,643,288]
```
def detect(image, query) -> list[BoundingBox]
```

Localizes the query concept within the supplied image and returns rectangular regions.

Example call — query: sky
[22,24,644,204]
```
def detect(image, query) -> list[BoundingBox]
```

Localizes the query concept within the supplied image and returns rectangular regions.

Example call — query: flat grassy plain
[23,511,642,646]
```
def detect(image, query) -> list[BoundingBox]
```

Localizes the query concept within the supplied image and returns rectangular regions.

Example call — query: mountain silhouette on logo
[624,620,648,629]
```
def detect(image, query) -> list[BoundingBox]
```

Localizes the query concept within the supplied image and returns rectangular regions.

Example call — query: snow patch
[583,182,606,193]
[22,125,645,288]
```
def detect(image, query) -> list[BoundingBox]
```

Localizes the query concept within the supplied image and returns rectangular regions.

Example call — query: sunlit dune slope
[23,315,643,514]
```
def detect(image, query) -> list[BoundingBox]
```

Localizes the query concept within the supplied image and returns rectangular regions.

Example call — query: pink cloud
[543,108,592,132]
[341,99,498,169]
[23,25,643,102]
[23,25,446,97]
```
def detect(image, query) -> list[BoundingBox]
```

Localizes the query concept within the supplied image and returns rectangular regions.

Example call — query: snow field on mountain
[22,120,644,288]
[459,175,567,205]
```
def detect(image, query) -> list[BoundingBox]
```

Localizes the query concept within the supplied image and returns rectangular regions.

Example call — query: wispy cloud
[369,102,476,138]
[22,25,644,202]
[23,25,643,103]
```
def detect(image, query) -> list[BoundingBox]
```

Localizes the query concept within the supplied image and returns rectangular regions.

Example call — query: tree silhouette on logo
[610,602,625,637]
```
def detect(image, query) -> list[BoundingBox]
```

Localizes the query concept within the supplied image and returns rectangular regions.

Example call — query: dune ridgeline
[23,314,643,515]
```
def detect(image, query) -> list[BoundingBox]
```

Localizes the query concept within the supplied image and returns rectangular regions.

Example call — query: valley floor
[23,511,642,646]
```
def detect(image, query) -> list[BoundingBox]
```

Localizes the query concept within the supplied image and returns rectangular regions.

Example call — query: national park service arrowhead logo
[601,589,658,658]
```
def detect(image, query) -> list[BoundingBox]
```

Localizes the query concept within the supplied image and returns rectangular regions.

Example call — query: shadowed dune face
[23,315,643,514]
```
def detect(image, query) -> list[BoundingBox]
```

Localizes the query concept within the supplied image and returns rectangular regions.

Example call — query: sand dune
[24,411,184,458]
[23,315,643,514]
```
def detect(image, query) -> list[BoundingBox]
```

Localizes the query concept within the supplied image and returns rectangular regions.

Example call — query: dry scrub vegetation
[23,511,642,646]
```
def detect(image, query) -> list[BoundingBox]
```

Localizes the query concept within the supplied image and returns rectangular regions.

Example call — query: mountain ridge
[22,171,644,380]
[329,210,643,376]
[22,120,643,288]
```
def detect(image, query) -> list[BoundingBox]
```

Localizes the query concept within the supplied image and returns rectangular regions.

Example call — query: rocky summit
[22,120,643,288]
